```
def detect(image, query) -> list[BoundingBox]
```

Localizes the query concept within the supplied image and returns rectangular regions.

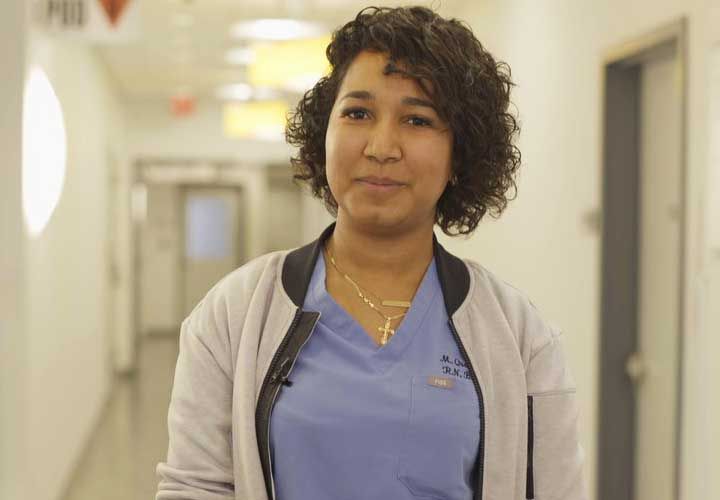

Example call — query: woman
[156,6,586,500]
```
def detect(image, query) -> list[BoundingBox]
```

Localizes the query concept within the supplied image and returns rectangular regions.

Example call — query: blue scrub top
[270,250,481,500]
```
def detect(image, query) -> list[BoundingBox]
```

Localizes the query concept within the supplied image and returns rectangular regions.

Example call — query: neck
[326,213,435,297]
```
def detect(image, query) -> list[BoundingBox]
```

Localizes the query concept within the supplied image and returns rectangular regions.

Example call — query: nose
[363,119,402,164]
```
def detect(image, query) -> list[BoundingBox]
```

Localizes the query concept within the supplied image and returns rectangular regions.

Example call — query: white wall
[23,33,129,500]
[0,1,27,498]
[107,134,136,374]
[139,184,183,334]
[698,32,720,498]
[301,190,335,244]
[430,1,719,499]
[266,171,304,252]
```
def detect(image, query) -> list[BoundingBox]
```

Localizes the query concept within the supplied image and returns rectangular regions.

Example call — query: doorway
[598,19,687,500]
[180,185,246,318]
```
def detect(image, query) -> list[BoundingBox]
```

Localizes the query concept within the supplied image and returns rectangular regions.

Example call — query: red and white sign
[98,0,130,26]
[33,0,140,42]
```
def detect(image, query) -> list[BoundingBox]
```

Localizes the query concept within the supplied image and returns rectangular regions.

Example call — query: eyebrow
[339,90,437,112]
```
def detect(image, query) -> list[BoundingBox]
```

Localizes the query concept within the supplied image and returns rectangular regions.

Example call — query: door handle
[625,352,647,384]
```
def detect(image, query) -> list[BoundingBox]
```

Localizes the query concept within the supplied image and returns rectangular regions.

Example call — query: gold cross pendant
[378,319,395,346]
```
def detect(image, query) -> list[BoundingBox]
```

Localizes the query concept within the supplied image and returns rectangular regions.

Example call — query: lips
[356,175,406,186]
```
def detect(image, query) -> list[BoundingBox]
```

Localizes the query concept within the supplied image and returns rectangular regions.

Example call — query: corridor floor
[62,335,179,500]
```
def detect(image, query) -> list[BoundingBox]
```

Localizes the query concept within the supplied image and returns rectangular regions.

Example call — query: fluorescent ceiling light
[215,83,281,101]
[252,126,286,142]
[225,47,256,65]
[252,87,281,100]
[230,18,325,41]
[216,83,254,101]
[248,36,330,91]
[284,74,323,94]
[223,101,288,140]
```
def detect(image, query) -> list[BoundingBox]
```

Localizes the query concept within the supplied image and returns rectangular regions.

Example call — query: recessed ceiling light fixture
[215,83,281,102]
[230,18,325,41]
[225,47,256,66]
[223,100,288,140]
[247,36,330,92]
[215,83,254,101]
[251,87,281,100]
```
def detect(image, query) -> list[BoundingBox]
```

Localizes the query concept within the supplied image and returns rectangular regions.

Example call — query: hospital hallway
[3,1,720,500]
[60,336,178,500]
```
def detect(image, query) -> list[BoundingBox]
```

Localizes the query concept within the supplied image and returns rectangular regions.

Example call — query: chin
[343,206,427,236]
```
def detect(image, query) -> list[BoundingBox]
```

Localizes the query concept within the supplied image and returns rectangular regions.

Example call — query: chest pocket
[396,375,480,500]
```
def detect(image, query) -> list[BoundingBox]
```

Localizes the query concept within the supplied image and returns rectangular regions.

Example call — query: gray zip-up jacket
[156,224,587,500]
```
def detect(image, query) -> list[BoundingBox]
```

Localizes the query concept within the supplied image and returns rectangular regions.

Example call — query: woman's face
[324,50,453,235]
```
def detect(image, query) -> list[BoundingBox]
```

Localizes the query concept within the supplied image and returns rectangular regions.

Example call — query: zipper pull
[271,358,293,386]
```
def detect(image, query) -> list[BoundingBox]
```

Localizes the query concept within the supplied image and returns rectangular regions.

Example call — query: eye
[340,107,370,120]
[406,115,433,127]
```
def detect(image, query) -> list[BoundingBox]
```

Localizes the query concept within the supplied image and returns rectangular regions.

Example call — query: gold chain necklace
[326,247,411,346]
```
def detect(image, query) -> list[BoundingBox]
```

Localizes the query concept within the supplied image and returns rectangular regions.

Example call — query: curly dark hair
[285,5,521,236]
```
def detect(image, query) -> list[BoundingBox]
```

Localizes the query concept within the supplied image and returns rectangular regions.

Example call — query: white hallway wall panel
[23,34,128,500]
[140,184,183,335]
[0,0,27,498]
[700,36,720,500]
[437,1,720,499]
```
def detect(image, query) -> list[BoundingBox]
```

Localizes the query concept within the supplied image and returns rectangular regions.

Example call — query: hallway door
[634,45,683,500]
[598,21,686,500]
[181,186,244,317]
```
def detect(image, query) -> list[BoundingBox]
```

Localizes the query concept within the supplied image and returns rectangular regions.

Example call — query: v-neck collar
[282,222,470,320]
[307,249,440,372]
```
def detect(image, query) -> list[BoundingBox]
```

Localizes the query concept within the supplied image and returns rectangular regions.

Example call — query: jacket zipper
[526,395,535,499]
[448,318,485,500]
[262,307,320,500]
[266,365,287,500]
[259,308,301,500]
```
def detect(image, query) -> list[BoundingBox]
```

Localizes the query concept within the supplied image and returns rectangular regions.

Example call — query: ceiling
[97,0,464,101]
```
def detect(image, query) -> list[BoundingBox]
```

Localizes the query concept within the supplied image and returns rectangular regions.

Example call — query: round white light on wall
[22,66,67,237]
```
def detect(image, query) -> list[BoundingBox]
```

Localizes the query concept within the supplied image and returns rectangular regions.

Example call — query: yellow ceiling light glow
[223,101,289,140]
[248,36,331,92]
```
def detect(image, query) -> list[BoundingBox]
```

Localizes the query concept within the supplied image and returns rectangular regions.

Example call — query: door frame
[129,158,268,373]
[597,17,688,500]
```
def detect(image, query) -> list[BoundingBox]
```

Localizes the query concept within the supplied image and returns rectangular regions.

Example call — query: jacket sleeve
[525,328,587,500]
[155,301,235,500]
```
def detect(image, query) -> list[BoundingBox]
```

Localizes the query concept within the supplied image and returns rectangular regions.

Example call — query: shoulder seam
[528,328,563,363]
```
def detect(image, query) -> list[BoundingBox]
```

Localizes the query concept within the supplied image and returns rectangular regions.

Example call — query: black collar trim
[281,222,470,317]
